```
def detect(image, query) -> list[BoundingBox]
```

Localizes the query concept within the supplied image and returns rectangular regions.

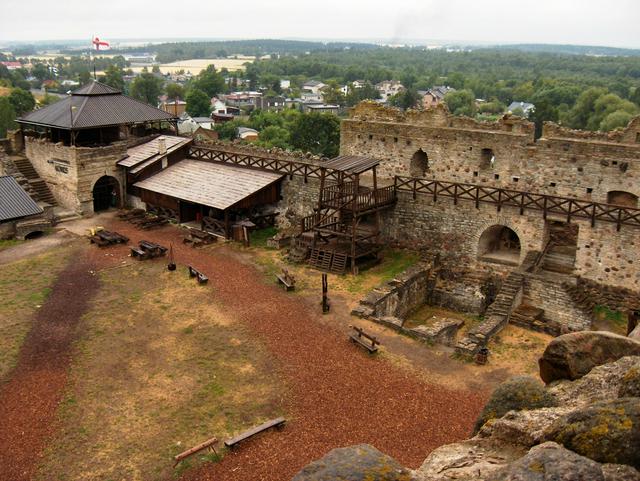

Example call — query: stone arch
[607,191,638,208]
[478,224,521,265]
[92,175,121,212]
[24,230,44,240]
[410,149,429,177]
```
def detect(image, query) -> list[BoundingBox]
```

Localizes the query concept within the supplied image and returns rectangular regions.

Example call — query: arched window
[478,225,521,265]
[607,191,638,208]
[410,149,429,177]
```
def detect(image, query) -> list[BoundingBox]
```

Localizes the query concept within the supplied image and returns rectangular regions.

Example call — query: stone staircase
[10,155,57,206]
[456,271,524,356]
[540,244,576,275]
[510,303,546,331]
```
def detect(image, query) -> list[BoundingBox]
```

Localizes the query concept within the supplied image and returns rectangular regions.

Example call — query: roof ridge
[72,96,90,128]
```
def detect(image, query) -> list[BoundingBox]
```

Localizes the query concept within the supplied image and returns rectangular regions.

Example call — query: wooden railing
[320,184,396,212]
[394,176,640,231]
[188,145,349,182]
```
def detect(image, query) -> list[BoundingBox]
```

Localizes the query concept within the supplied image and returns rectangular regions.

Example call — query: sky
[1,0,640,48]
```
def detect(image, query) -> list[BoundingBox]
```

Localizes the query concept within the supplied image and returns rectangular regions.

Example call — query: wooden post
[322,273,330,313]
[224,210,230,239]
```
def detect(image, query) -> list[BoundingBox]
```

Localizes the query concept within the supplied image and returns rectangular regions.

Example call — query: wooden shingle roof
[133,160,283,210]
[324,155,380,174]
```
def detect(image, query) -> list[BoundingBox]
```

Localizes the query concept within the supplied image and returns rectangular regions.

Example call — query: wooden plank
[224,417,286,449]
[173,437,218,466]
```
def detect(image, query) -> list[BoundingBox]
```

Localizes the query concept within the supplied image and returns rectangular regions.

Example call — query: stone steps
[11,155,40,179]
[29,179,57,206]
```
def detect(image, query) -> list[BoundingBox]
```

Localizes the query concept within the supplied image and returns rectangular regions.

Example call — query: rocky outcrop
[291,444,412,481]
[543,398,640,469]
[539,331,640,383]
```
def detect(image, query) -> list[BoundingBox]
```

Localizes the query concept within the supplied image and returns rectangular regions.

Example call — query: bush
[473,376,556,434]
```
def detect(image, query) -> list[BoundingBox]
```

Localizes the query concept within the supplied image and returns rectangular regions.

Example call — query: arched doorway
[93,176,120,212]
[607,191,638,208]
[410,149,429,177]
[478,225,521,265]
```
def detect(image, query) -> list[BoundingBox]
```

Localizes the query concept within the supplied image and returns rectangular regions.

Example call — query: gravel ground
[0,249,100,481]
[97,220,488,481]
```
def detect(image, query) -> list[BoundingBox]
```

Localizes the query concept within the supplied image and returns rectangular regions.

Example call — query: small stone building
[16,81,178,216]
[0,175,48,239]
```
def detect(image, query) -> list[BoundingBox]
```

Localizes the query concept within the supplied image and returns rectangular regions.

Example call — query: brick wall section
[25,137,126,215]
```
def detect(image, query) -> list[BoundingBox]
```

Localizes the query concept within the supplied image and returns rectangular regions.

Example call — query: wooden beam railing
[395,176,640,230]
[188,145,350,182]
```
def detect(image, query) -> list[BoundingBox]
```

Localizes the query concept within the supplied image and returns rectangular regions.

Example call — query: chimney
[158,137,167,155]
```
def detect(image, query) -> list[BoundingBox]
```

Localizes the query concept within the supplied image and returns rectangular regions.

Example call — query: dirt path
[0,249,99,481]
[0,230,78,266]
[101,220,488,481]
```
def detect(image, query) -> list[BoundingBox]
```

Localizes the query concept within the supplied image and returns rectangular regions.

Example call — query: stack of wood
[183,229,216,248]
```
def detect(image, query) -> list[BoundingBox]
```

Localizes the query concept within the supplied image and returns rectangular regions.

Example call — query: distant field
[130,57,252,74]
[23,54,254,74]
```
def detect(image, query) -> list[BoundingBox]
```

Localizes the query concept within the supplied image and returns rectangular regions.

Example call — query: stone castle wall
[339,103,640,291]
[25,137,126,215]
[341,103,640,203]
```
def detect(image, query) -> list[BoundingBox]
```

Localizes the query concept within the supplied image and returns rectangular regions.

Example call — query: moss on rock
[619,366,640,398]
[474,376,556,434]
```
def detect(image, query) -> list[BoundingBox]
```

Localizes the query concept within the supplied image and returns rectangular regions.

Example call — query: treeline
[145,39,378,63]
[487,44,640,57]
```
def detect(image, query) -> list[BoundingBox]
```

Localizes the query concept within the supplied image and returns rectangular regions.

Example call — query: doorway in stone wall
[410,149,429,177]
[92,176,120,212]
[478,225,521,266]
[539,221,579,275]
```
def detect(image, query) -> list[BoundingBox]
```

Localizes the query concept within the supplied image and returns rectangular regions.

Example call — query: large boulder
[488,442,605,481]
[543,398,640,469]
[549,356,640,407]
[601,464,640,481]
[412,439,526,481]
[473,376,556,434]
[291,444,412,481]
[539,331,640,384]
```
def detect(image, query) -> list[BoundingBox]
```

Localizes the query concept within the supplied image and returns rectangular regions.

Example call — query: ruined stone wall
[276,175,321,229]
[524,275,593,333]
[341,103,640,203]
[25,137,126,215]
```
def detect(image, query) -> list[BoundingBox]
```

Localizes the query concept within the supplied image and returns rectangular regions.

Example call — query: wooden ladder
[330,252,348,274]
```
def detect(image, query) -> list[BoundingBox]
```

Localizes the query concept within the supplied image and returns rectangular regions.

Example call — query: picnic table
[131,240,167,260]
[89,229,129,247]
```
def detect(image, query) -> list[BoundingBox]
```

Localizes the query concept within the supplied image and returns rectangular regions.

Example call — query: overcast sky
[1,0,639,48]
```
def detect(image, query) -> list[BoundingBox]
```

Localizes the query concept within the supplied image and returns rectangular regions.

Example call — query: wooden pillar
[224,210,230,239]
[351,173,360,275]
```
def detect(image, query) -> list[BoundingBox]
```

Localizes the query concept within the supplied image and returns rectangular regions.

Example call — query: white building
[302,80,327,95]
[375,80,405,102]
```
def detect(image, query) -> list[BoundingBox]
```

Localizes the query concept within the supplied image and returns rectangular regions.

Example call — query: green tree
[151,65,161,74]
[258,125,291,149]
[289,112,340,157]
[444,89,477,116]
[129,72,163,105]
[0,97,16,137]
[165,82,185,101]
[600,110,635,131]
[192,65,226,97]
[8,88,35,116]
[214,119,246,140]
[101,65,125,91]
[78,70,91,85]
[345,82,380,107]
[589,93,637,130]
[321,82,346,105]
[565,87,607,130]
[185,89,211,117]
[389,88,420,110]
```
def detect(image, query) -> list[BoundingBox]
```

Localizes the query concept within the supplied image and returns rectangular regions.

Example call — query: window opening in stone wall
[394,137,398,143]
[586,187,593,194]
[550,182,556,187]
[512,177,519,183]
[607,191,639,208]
[478,225,521,266]
[473,171,479,177]
[480,148,495,169]
[369,134,373,140]
[636,132,640,143]
[410,149,429,177]
[494,174,500,180]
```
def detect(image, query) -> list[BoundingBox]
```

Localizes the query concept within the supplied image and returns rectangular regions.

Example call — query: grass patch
[0,245,75,381]
[594,305,627,334]
[37,261,283,481]
[249,227,278,249]
[0,238,23,251]
[342,248,419,295]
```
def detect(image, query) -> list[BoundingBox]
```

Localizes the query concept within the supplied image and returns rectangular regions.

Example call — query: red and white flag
[92,37,110,51]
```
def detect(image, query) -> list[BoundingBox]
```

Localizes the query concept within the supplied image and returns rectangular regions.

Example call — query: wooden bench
[276,269,295,291]
[139,240,167,258]
[188,265,209,284]
[349,325,380,353]
[224,417,286,450]
[173,436,218,467]
[130,246,148,260]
